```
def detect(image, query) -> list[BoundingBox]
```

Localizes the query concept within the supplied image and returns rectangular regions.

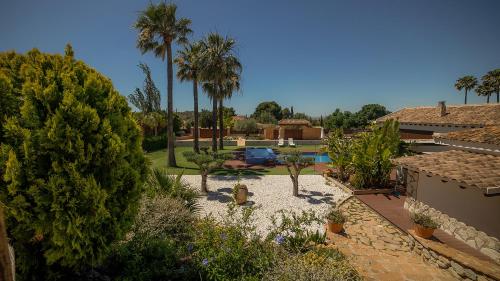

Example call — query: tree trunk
[0,207,14,281]
[219,98,224,150]
[201,173,208,193]
[211,96,218,152]
[292,175,299,197]
[193,79,200,153]
[166,42,177,166]
[464,89,468,104]
[487,94,490,104]
[497,91,499,103]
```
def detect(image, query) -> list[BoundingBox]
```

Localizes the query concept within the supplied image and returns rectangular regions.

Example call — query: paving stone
[327,198,456,281]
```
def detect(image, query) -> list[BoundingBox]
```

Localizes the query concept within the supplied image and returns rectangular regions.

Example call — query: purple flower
[274,234,285,245]
[202,258,209,266]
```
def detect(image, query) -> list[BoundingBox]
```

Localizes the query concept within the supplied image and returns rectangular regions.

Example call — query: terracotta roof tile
[393,150,500,193]
[278,119,311,126]
[434,126,500,146]
[377,104,500,126]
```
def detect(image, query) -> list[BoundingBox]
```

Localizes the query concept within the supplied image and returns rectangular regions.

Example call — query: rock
[450,260,465,277]
[464,268,477,281]
[430,250,437,259]
[479,248,500,263]
[437,259,449,269]
[438,255,449,265]
[466,239,478,249]
[422,249,430,259]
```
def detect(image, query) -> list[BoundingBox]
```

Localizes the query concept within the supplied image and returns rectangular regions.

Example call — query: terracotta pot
[234,184,248,205]
[327,221,344,233]
[414,224,435,239]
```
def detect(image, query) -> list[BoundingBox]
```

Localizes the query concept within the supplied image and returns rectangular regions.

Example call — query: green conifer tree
[0,46,148,279]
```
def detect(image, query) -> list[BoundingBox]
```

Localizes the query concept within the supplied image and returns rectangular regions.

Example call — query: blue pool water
[302,152,331,163]
[244,148,331,165]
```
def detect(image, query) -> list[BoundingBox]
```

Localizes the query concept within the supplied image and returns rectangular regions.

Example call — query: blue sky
[1,0,499,116]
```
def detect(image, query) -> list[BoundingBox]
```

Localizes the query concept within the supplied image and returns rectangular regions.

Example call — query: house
[376,102,500,140]
[262,119,322,140]
[394,126,500,262]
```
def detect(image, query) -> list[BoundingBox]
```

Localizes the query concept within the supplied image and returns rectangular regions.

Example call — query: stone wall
[405,197,500,263]
[407,233,499,281]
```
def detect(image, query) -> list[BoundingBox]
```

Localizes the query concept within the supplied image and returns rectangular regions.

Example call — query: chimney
[437,101,446,117]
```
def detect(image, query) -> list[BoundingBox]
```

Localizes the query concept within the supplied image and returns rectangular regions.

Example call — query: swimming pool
[301,152,331,163]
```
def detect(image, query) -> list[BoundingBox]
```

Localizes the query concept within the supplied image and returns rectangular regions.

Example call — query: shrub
[350,119,401,188]
[411,213,439,229]
[0,47,148,278]
[325,208,346,224]
[133,196,196,242]
[142,134,167,151]
[103,236,190,281]
[263,247,361,281]
[145,168,199,211]
[323,129,352,181]
[193,204,277,280]
[267,210,325,253]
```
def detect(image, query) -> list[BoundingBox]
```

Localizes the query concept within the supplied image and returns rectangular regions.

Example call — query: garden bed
[324,175,404,195]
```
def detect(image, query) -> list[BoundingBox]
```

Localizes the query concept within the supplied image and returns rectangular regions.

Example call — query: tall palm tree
[482,69,500,103]
[175,41,203,153]
[200,33,241,151]
[475,82,494,103]
[218,72,241,150]
[134,2,192,167]
[455,76,477,104]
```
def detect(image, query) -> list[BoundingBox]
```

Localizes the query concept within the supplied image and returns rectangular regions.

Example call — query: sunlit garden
[4,0,496,280]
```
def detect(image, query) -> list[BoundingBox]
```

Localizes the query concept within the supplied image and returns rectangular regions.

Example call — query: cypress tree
[0,46,148,279]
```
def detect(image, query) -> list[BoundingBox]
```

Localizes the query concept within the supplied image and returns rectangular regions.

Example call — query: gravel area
[182,175,350,235]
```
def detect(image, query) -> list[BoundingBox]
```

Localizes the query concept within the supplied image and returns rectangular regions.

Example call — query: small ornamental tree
[183,148,228,193]
[0,47,148,278]
[279,149,314,196]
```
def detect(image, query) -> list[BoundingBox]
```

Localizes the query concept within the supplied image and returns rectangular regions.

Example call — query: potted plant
[232,172,248,205]
[325,207,346,233]
[411,212,439,239]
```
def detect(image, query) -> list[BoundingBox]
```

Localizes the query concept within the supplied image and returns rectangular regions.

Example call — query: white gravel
[182,175,350,235]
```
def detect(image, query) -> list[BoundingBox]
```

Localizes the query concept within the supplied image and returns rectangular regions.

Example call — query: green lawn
[146,144,326,175]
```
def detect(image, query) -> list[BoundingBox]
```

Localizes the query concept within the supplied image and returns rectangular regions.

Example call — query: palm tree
[201,81,219,151]
[134,3,192,166]
[454,75,477,104]
[175,41,203,153]
[200,33,241,151]
[218,72,241,150]
[475,82,494,103]
[482,69,500,103]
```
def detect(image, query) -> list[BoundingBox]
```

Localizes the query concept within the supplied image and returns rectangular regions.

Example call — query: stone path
[328,197,458,281]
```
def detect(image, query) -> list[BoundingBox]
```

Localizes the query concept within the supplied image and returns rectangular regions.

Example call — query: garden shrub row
[142,134,167,151]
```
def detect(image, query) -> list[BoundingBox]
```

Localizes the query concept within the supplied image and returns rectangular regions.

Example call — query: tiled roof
[376,104,500,126]
[434,126,500,146]
[278,119,311,126]
[393,150,500,194]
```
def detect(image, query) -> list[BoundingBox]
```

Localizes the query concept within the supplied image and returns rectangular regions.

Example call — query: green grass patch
[146,145,325,175]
